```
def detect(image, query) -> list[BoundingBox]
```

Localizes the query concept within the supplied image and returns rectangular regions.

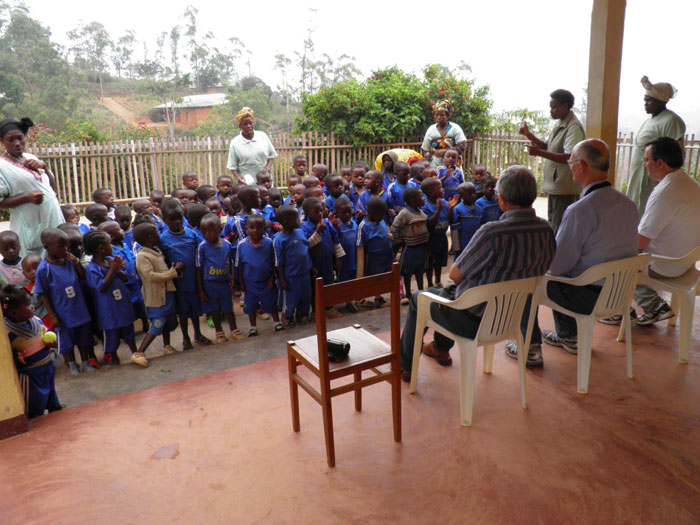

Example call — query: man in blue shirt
[507,139,638,366]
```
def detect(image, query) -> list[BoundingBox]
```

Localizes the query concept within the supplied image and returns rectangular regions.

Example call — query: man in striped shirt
[400,165,556,381]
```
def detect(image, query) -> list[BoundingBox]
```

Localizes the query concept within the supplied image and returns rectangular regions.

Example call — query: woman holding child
[421,100,467,168]
[227,107,278,185]
[0,118,63,256]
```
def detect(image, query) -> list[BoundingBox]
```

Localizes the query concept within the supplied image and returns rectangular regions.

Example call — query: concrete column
[0,310,28,440]
[586,0,627,184]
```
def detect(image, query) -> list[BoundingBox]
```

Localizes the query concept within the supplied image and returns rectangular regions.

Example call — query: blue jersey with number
[196,239,233,283]
[159,227,198,292]
[273,230,312,278]
[236,237,275,285]
[34,260,91,328]
[86,259,135,330]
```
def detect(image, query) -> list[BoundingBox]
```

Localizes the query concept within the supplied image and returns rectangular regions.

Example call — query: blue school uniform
[438,167,464,200]
[78,223,91,235]
[86,259,136,353]
[476,196,501,224]
[273,229,312,320]
[260,204,278,235]
[236,237,277,315]
[422,199,450,268]
[191,227,205,245]
[472,180,483,198]
[153,214,167,233]
[357,219,393,276]
[216,191,231,207]
[34,259,92,354]
[160,227,200,318]
[283,195,293,206]
[325,194,343,214]
[382,172,394,190]
[196,239,234,314]
[6,317,59,418]
[349,186,364,210]
[223,211,258,245]
[337,219,358,282]
[451,203,482,255]
[300,218,339,285]
[123,228,135,253]
[407,178,421,189]
[388,181,408,210]
[357,189,394,216]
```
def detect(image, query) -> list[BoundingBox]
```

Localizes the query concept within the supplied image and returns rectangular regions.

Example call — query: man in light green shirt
[520,89,585,234]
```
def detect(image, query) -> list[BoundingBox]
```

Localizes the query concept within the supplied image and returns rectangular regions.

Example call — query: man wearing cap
[626,76,686,216]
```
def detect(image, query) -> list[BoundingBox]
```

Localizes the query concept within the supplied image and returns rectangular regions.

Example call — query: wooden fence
[26,132,700,207]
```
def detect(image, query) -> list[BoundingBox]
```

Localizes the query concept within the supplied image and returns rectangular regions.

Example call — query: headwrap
[0,117,34,139]
[432,100,452,115]
[235,107,255,127]
[641,76,677,103]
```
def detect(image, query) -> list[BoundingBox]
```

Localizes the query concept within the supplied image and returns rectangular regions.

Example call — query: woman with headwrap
[626,76,686,216]
[226,107,278,185]
[0,118,63,256]
[421,100,467,168]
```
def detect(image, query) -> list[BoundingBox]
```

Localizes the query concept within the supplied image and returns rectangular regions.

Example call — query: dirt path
[99,97,168,128]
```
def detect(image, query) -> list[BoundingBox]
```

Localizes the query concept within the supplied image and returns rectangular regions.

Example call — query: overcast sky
[28,0,700,135]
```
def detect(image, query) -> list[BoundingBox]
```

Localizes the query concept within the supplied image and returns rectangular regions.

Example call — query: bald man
[507,139,639,366]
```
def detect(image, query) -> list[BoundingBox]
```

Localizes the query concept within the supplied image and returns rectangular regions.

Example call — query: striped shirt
[454,208,556,301]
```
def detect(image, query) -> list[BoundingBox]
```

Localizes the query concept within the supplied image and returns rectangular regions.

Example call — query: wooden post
[0,310,28,440]
[586,0,627,184]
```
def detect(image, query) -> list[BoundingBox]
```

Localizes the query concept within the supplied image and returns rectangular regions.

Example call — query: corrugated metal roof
[153,93,227,109]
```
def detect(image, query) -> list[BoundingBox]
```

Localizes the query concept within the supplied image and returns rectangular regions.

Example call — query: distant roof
[153,93,227,109]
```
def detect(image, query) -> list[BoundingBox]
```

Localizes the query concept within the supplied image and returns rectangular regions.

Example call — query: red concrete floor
[1,312,699,524]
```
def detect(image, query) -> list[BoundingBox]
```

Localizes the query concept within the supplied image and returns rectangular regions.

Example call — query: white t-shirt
[226,130,278,185]
[639,169,700,277]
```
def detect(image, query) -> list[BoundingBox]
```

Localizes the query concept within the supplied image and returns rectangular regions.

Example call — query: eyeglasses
[567,158,582,167]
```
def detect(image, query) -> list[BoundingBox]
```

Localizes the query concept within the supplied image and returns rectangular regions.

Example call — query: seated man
[629,137,700,325]
[507,139,639,366]
[400,165,556,382]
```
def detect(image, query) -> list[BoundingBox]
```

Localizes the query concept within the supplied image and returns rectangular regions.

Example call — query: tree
[67,21,112,99]
[111,30,135,79]
[183,4,205,91]
[147,74,191,139]
[297,64,492,146]
[491,108,550,136]
[274,53,293,127]
[169,26,181,78]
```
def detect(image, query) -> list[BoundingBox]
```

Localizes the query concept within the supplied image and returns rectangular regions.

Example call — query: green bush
[296,64,492,146]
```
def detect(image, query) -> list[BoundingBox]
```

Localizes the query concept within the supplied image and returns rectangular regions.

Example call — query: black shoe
[505,341,543,367]
[345,302,358,313]
[599,308,638,325]
[637,303,674,326]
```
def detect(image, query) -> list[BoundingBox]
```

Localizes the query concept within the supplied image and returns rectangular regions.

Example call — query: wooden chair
[287,263,401,467]
[409,277,541,426]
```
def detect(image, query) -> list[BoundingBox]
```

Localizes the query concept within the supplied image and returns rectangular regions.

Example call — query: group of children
[2,154,497,419]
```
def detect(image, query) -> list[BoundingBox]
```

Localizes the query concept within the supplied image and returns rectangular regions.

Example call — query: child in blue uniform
[357,197,394,308]
[301,197,345,319]
[358,170,394,222]
[323,175,345,214]
[134,199,165,233]
[196,213,244,343]
[471,164,488,198]
[34,228,95,375]
[83,203,109,234]
[114,205,135,252]
[223,185,260,246]
[133,223,183,367]
[438,149,464,200]
[475,175,501,224]
[407,162,425,189]
[215,175,234,206]
[2,285,61,418]
[421,177,450,288]
[186,203,210,245]
[329,197,359,312]
[273,206,313,327]
[93,187,116,219]
[84,230,138,366]
[449,182,482,255]
[236,214,283,335]
[98,221,149,336]
[257,185,279,236]
[388,161,411,212]
[160,199,212,350]
[349,165,366,211]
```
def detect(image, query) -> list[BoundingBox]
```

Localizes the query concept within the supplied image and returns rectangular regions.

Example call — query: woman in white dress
[421,100,467,168]
[0,118,64,256]
[226,107,278,185]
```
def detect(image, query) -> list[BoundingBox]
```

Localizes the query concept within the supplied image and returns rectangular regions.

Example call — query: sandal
[162,345,179,356]
[248,327,259,337]
[194,335,213,346]
[230,328,246,341]
[357,299,374,308]
[274,322,284,332]
[130,352,149,367]
[215,331,228,344]
[256,310,270,320]
[182,339,194,351]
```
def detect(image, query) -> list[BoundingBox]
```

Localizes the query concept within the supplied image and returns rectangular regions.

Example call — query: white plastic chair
[409,277,541,426]
[634,247,700,363]
[534,254,650,394]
